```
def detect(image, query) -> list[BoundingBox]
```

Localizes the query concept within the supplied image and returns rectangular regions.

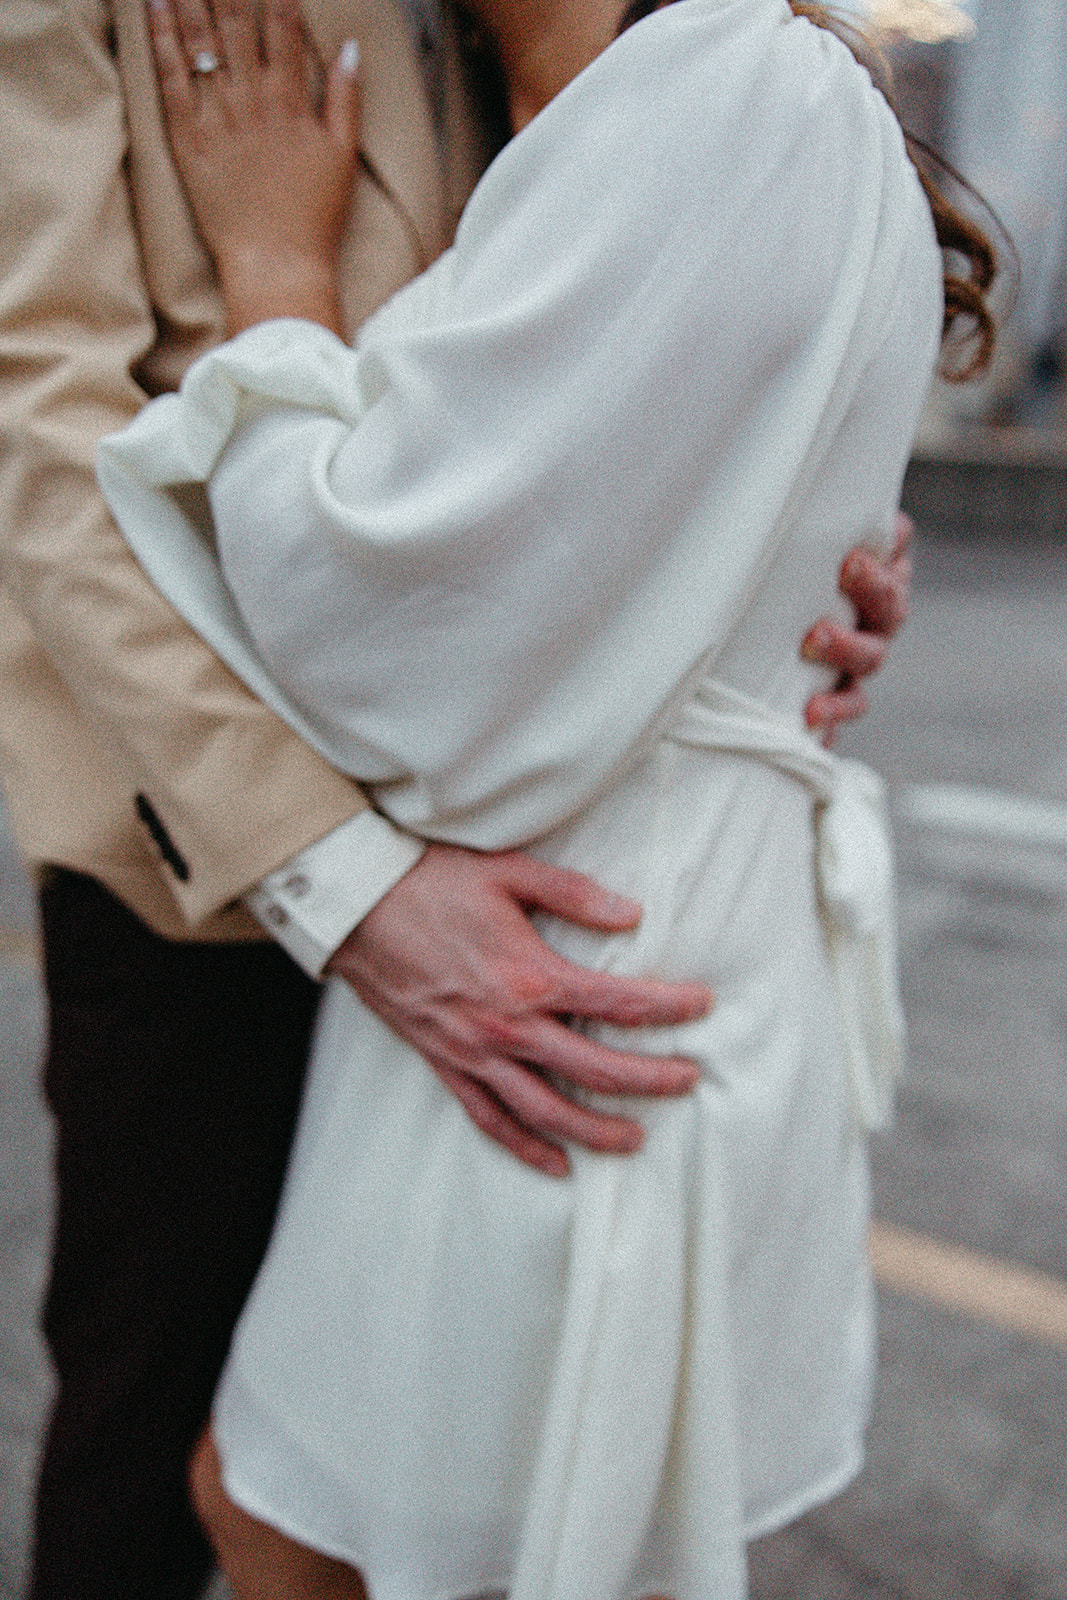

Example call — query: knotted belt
[668,676,905,1129]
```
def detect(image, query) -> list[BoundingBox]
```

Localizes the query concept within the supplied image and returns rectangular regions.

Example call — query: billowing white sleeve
[99,0,938,849]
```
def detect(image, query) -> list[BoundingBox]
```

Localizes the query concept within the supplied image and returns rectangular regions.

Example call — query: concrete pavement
[1,469,1066,1597]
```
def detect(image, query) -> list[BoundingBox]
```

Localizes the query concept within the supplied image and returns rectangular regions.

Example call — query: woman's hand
[803,512,914,744]
[146,0,362,334]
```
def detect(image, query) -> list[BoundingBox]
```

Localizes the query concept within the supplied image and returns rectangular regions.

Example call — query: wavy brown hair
[619,0,1001,380]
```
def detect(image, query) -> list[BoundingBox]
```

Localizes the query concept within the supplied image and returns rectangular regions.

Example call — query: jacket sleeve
[0,0,404,928]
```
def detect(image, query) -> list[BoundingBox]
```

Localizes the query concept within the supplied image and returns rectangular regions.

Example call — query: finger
[542,956,712,1030]
[146,0,197,118]
[433,1066,572,1177]
[838,547,910,639]
[262,0,312,103]
[805,680,869,738]
[170,0,222,74]
[482,1012,701,1096]
[325,39,361,152]
[211,0,261,85]
[801,618,886,679]
[478,1058,647,1154]
[496,851,643,930]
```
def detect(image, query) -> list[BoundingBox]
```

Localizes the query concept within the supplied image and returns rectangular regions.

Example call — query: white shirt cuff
[245,811,425,978]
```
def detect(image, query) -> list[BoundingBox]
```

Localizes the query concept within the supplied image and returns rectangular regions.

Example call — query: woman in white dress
[99,0,997,1595]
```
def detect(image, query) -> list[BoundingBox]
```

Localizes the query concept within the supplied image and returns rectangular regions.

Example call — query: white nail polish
[339,38,360,75]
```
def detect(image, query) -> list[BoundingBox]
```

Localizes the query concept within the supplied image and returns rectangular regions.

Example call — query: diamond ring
[192,49,220,74]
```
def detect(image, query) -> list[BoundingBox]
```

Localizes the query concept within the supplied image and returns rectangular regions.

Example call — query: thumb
[325,38,362,154]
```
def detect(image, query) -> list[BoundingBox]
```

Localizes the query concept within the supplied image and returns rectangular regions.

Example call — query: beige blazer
[0,0,490,939]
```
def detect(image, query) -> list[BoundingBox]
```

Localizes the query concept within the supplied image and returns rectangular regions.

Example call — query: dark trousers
[30,870,320,1600]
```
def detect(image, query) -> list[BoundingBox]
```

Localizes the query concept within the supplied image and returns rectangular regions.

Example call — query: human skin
[149,0,915,1591]
[149,0,913,1176]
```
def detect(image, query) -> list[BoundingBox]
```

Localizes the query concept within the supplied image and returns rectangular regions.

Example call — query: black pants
[30,870,320,1600]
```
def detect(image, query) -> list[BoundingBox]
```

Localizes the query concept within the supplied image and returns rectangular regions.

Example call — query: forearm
[220,251,346,337]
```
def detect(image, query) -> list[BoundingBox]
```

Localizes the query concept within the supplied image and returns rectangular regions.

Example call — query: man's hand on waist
[326,843,710,1178]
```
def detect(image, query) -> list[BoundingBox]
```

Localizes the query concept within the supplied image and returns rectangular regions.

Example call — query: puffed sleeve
[100,0,940,850]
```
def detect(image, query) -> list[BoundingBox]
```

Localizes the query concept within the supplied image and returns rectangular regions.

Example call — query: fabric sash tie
[668,676,905,1129]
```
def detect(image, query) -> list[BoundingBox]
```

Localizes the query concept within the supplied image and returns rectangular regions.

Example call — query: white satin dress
[98,1,944,1595]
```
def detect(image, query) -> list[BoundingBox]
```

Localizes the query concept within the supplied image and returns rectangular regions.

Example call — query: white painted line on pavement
[897,782,1067,850]
[870,1222,1067,1351]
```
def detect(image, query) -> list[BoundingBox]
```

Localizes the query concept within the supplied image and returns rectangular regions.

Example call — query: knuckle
[498,960,560,1011]
[872,567,898,603]
[840,548,870,584]
[479,1012,532,1053]
[855,638,886,676]
[604,998,644,1028]
[585,1062,642,1094]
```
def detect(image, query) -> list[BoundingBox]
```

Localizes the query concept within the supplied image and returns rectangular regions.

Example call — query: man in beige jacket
[0,1,911,1594]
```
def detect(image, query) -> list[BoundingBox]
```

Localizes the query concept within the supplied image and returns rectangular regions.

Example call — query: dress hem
[741,1444,865,1543]
[220,1444,866,1600]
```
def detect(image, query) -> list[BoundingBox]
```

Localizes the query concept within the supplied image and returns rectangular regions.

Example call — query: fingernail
[339,37,360,74]
[800,626,823,662]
